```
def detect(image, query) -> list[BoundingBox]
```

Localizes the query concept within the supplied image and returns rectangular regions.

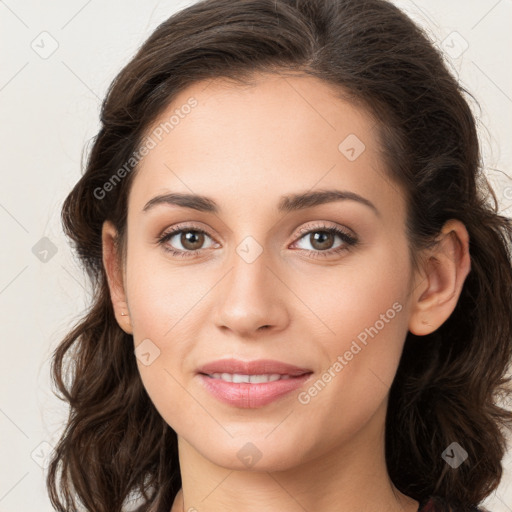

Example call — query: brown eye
[292,225,358,258]
[308,231,335,251]
[180,230,205,250]
[157,226,217,256]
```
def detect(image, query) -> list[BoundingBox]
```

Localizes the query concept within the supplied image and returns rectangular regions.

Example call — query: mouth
[203,373,294,383]
[196,357,312,377]
[196,358,313,408]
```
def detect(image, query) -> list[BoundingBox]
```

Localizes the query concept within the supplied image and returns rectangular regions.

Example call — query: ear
[408,219,471,336]
[102,220,133,335]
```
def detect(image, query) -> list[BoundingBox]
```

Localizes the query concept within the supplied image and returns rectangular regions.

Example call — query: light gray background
[1,1,511,510]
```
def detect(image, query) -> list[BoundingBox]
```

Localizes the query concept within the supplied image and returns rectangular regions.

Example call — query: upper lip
[197,358,312,377]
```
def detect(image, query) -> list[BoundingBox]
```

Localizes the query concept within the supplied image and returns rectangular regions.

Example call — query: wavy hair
[46,0,512,510]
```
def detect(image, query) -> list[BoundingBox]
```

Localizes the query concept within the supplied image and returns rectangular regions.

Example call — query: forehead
[128,72,404,222]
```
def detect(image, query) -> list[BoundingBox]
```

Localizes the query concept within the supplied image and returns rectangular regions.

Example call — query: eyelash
[156,222,358,259]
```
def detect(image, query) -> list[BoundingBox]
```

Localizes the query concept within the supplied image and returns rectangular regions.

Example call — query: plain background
[1,1,511,510]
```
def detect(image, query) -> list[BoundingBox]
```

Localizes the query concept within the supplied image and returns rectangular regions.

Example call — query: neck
[170,402,419,512]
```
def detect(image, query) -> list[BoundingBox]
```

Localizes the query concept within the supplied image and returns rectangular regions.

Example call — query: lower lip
[198,373,312,408]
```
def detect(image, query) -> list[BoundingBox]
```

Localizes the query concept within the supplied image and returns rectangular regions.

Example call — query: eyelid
[158,221,215,239]
[293,221,356,240]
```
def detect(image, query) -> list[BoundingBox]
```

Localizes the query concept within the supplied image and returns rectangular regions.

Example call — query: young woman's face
[122,73,418,471]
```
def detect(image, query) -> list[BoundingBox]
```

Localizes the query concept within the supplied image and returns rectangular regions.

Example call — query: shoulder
[419,497,492,512]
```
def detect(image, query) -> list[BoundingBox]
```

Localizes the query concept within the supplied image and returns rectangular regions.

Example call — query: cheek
[125,241,208,340]
[124,244,221,427]
[297,237,411,350]
[300,241,411,429]
[126,265,203,434]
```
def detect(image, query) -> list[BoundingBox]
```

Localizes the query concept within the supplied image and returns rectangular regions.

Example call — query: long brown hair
[47,0,512,510]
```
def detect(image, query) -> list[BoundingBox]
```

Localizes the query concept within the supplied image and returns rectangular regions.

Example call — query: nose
[212,248,290,338]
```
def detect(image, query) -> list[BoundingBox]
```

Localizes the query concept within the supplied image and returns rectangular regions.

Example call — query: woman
[46,0,512,511]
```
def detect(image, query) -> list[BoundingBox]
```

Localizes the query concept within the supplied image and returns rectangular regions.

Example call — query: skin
[102,72,471,512]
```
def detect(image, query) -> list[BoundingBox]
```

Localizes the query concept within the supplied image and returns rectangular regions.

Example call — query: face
[118,72,417,471]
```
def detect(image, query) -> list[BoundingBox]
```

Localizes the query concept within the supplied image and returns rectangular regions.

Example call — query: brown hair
[47,0,512,510]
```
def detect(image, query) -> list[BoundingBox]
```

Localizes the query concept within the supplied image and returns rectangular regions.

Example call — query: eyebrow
[142,189,380,217]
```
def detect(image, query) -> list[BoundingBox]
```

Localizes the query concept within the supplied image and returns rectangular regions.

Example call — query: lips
[196,358,313,408]
[197,358,312,377]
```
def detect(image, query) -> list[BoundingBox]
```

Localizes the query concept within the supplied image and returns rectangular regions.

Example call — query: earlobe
[408,219,471,336]
[101,220,133,335]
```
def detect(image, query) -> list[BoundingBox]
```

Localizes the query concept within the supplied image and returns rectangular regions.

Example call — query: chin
[192,434,310,472]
